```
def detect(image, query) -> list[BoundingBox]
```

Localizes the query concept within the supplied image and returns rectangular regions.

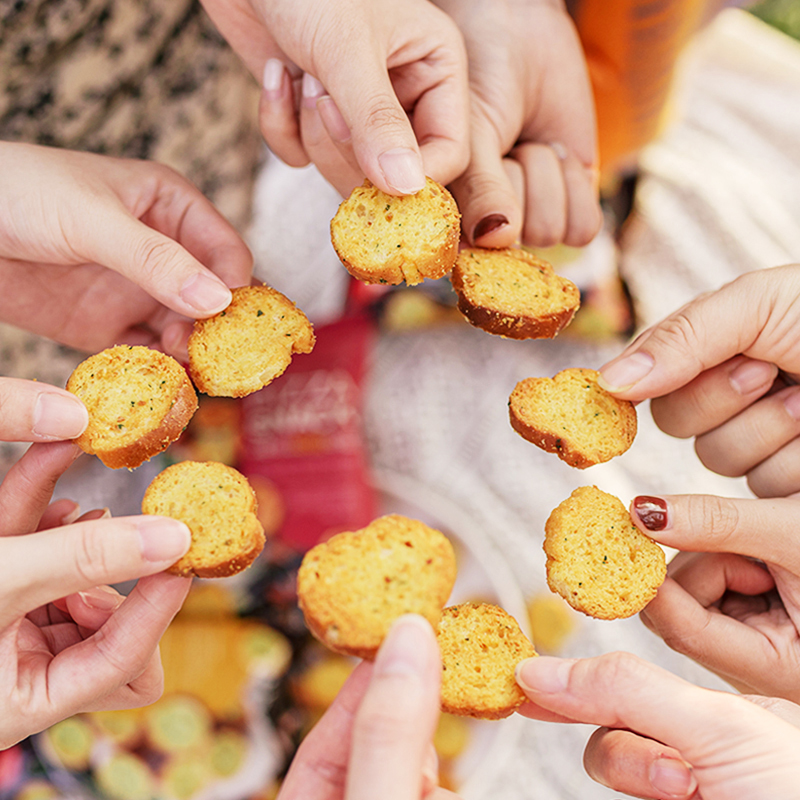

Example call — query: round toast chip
[438,602,537,720]
[188,284,315,398]
[451,248,580,339]
[297,514,457,659]
[67,345,198,470]
[330,177,460,286]
[142,461,265,578]
[544,486,666,620]
[509,368,637,468]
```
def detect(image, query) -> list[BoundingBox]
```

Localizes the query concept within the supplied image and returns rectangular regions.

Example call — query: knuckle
[72,525,113,587]
[686,494,740,546]
[651,311,706,366]
[133,235,184,285]
[361,96,411,138]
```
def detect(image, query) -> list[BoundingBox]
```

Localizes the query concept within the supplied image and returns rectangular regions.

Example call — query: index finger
[0,378,88,442]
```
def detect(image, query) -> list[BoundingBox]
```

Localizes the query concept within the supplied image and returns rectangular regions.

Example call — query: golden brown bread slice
[450,248,580,339]
[438,602,537,719]
[509,368,637,468]
[67,345,197,470]
[544,486,666,620]
[141,461,265,578]
[296,514,457,659]
[330,178,460,286]
[188,284,314,398]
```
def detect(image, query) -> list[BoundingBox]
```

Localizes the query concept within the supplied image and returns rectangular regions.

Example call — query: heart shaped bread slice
[297,514,457,659]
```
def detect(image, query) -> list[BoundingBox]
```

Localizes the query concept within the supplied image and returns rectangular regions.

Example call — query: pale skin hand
[0,378,192,748]
[434,0,601,248]
[277,615,459,800]
[516,652,800,800]
[0,142,253,356]
[199,0,470,198]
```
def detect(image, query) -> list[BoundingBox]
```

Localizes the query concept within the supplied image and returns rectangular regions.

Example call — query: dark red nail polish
[633,496,668,531]
[473,214,509,241]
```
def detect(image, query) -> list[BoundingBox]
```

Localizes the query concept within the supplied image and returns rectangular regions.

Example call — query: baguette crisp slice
[297,514,457,659]
[509,368,637,468]
[67,345,198,469]
[544,486,666,620]
[451,248,580,339]
[188,284,314,398]
[330,178,460,286]
[142,461,265,578]
[438,602,537,719]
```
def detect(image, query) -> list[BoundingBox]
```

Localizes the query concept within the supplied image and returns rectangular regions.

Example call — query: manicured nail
[180,273,231,315]
[378,148,425,195]
[302,72,325,109]
[78,585,124,611]
[598,352,654,393]
[515,656,573,694]
[137,518,191,563]
[262,58,284,98]
[473,214,509,241]
[633,496,669,532]
[318,95,351,142]
[783,388,800,421]
[375,615,433,676]
[729,359,776,395]
[649,757,697,798]
[33,393,89,438]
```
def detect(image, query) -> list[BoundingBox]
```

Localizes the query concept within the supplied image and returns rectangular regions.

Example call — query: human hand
[517,652,800,800]
[199,0,469,198]
[277,615,459,800]
[0,378,192,748]
[433,0,601,248]
[0,142,253,356]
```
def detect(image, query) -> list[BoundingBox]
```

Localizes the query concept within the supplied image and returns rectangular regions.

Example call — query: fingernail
[180,273,232,315]
[78,585,124,611]
[378,148,425,195]
[729,359,776,395]
[587,165,601,195]
[633,496,670,532]
[262,58,284,98]
[61,503,81,526]
[649,757,696,798]
[783,388,800,421]
[137,517,191,563]
[421,744,439,793]
[318,95,351,142]
[375,615,433,676]
[549,141,568,161]
[598,352,654,393]
[302,72,325,109]
[473,214,509,241]
[33,393,89,438]
[515,656,573,694]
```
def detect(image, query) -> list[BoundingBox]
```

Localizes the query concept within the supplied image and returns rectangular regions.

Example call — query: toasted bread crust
[67,345,198,470]
[509,368,637,469]
[438,602,537,719]
[297,514,457,659]
[330,178,460,286]
[544,486,666,620]
[142,461,265,578]
[188,284,314,398]
[451,248,580,339]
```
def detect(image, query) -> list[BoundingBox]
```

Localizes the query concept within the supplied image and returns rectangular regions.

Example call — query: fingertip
[179,272,232,317]
[32,391,89,440]
[597,352,655,394]
[515,656,574,695]
[377,148,426,195]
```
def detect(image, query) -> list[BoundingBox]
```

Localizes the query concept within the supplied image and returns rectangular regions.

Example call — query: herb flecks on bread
[67,345,197,470]
[438,602,537,720]
[509,368,637,468]
[188,284,314,398]
[451,248,580,339]
[142,461,265,578]
[297,514,457,660]
[330,178,460,286]
[544,486,666,620]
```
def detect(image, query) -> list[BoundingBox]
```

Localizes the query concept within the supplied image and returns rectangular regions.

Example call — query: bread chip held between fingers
[438,602,537,720]
[330,177,460,286]
[142,461,265,578]
[67,345,198,470]
[509,368,637,468]
[544,486,666,620]
[451,248,580,339]
[188,284,314,398]
[297,514,457,660]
